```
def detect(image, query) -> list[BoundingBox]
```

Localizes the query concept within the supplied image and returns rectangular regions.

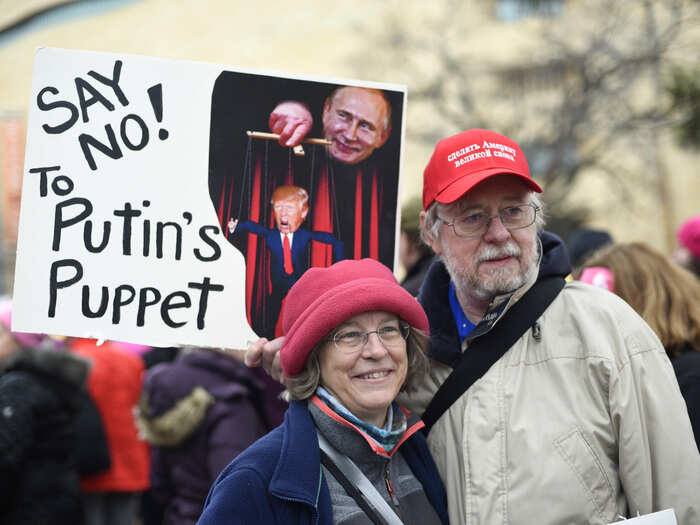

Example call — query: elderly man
[408,128,700,524]
[247,128,700,525]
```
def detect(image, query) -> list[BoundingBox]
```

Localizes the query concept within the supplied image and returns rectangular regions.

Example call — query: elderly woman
[198,259,448,525]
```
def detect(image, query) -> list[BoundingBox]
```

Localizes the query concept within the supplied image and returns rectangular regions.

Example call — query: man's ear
[301,206,309,221]
[420,211,442,255]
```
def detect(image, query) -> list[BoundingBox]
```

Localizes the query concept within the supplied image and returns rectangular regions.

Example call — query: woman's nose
[360,332,388,357]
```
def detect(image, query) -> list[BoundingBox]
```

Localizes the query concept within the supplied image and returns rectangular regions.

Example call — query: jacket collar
[419,260,531,366]
[137,386,214,447]
[308,395,424,459]
[418,231,571,367]
[418,259,461,367]
[1,346,89,387]
[269,401,324,509]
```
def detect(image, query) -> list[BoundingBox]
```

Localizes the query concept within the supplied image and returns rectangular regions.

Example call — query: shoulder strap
[319,451,388,525]
[422,276,566,435]
[317,433,402,525]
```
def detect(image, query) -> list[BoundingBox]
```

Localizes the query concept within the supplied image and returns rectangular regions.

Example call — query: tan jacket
[401,279,700,525]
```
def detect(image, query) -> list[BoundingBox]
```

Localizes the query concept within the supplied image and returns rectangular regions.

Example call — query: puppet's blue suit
[235,221,344,288]
[234,220,344,336]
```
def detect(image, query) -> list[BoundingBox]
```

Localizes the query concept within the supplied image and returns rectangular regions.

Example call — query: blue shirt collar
[448,281,475,343]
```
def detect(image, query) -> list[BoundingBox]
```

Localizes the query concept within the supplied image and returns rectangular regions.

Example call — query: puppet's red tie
[283,235,293,274]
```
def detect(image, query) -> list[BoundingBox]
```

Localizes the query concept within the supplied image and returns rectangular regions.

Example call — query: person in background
[137,347,268,525]
[399,195,435,296]
[69,338,151,525]
[566,226,613,270]
[0,299,89,525]
[673,214,700,278]
[138,346,181,525]
[141,346,179,370]
[580,242,700,451]
[199,259,448,525]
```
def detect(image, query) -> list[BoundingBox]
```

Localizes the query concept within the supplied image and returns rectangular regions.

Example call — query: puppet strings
[307,144,316,271]
[328,148,341,240]
[239,137,343,264]
[237,136,254,219]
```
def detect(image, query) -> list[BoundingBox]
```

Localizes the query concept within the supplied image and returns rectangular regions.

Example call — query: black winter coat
[672,348,700,453]
[0,347,89,525]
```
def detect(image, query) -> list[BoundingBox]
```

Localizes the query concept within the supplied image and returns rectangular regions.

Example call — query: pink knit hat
[0,298,54,349]
[280,259,429,377]
[677,215,700,259]
[579,267,615,292]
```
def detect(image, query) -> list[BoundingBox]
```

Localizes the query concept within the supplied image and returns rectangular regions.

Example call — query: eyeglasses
[438,203,539,238]
[329,322,410,352]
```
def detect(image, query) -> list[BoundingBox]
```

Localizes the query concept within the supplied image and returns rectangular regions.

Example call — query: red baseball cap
[422,129,542,210]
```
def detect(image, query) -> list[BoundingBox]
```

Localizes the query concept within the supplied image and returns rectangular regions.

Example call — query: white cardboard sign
[12,48,406,349]
[607,509,678,525]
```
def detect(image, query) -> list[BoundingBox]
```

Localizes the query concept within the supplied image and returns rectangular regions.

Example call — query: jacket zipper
[384,461,401,518]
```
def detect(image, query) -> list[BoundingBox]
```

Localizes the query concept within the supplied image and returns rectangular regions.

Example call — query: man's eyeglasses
[438,203,539,238]
[329,322,410,352]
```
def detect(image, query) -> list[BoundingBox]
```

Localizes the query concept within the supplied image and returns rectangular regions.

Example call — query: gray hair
[420,191,545,247]
[282,325,430,402]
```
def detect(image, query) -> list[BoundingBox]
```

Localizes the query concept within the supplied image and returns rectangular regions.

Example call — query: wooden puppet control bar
[246,130,332,156]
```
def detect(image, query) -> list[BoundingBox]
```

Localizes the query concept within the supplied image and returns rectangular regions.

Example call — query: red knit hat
[422,129,542,210]
[280,259,429,377]
[677,215,700,259]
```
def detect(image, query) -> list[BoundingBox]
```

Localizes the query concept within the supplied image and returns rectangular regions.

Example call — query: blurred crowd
[0,305,281,525]
[1,203,698,525]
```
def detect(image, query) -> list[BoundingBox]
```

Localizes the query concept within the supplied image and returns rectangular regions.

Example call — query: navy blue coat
[234,221,344,289]
[197,401,448,525]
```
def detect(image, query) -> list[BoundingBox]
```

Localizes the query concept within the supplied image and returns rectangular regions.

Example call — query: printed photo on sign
[208,72,405,339]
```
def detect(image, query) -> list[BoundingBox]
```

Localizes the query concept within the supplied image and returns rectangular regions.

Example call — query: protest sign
[12,47,406,348]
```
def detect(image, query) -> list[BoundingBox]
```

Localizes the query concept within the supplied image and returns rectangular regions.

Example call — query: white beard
[443,236,540,302]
